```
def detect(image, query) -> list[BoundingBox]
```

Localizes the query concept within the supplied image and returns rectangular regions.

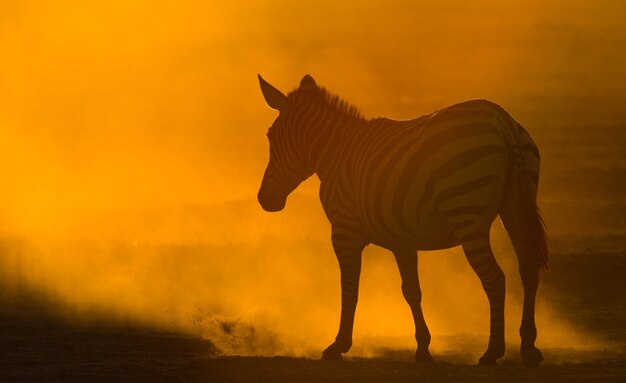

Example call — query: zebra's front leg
[460,232,506,365]
[321,238,364,360]
[393,250,433,363]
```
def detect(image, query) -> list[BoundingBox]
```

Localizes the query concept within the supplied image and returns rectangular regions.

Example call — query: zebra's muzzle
[258,190,286,212]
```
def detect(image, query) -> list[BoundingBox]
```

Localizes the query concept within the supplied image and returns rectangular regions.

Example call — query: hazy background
[1,0,625,357]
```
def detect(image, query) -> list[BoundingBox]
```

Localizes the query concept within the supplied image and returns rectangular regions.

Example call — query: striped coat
[257,74,547,367]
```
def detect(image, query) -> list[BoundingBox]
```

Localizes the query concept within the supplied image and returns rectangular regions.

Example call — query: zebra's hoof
[321,343,345,361]
[521,346,543,367]
[478,347,504,366]
[477,356,497,366]
[415,349,434,364]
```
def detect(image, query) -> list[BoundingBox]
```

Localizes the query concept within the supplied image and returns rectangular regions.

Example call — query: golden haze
[1,1,625,356]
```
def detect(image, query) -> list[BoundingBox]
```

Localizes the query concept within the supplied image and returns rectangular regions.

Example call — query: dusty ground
[2,248,625,382]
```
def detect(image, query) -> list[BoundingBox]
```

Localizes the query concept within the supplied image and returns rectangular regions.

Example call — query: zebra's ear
[258,74,287,110]
[300,74,317,90]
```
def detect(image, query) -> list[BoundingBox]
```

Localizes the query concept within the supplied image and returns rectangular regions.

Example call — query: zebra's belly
[361,206,461,251]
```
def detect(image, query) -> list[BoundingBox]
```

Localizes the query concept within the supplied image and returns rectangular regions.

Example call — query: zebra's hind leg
[459,230,506,365]
[393,250,433,363]
[321,239,364,360]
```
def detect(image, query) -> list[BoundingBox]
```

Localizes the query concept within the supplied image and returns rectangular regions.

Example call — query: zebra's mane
[289,86,365,122]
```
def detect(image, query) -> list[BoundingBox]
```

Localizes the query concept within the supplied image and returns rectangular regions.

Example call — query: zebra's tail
[501,119,549,271]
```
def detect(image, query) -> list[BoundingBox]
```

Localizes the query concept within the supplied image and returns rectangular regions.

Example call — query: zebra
[256,74,548,367]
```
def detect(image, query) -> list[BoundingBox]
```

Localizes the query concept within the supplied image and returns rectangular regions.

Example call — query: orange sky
[1,1,624,232]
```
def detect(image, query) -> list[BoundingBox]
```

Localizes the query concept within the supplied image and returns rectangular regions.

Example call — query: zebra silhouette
[257,74,547,367]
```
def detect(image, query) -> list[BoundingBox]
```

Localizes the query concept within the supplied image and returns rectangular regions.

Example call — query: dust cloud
[1,1,625,358]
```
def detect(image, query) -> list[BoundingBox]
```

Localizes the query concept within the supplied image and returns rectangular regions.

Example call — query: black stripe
[522,143,540,159]
[441,206,488,216]
[459,231,485,243]
[527,170,539,186]
[436,175,499,204]
[368,132,424,241]
[434,145,505,181]
[415,145,505,209]
[464,245,492,257]
[427,108,494,126]
[353,119,406,170]
[389,123,500,226]
[451,220,474,230]
[450,100,490,109]
[396,123,500,178]
[331,231,360,241]
[356,119,415,171]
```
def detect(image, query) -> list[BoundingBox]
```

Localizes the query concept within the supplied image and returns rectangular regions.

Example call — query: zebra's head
[257,74,316,212]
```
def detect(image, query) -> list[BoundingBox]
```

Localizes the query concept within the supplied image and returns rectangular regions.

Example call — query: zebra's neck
[296,106,363,181]
[286,88,366,182]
